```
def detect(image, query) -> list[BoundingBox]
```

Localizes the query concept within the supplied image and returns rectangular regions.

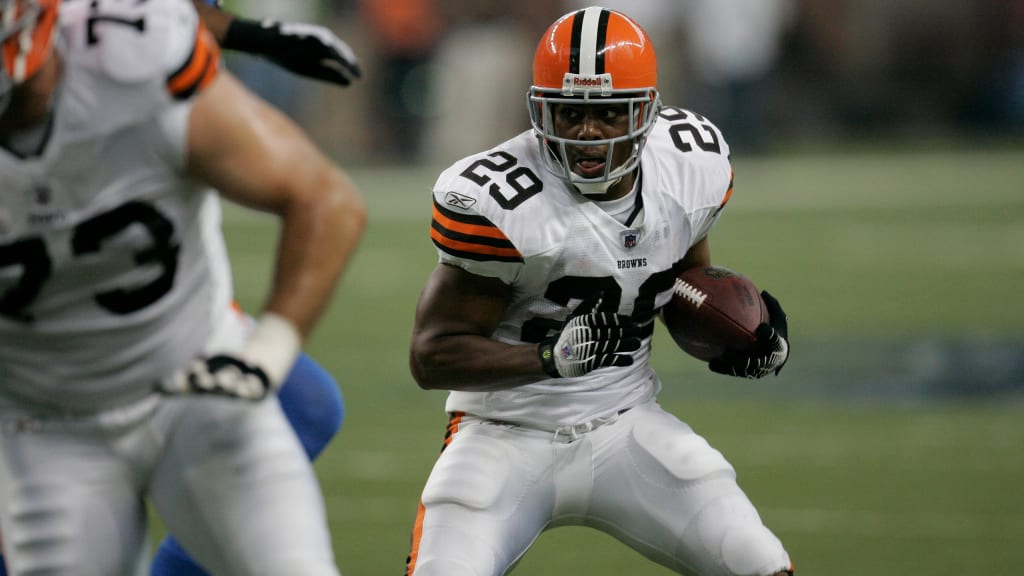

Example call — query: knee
[720,523,792,576]
[278,353,344,459]
[254,556,339,576]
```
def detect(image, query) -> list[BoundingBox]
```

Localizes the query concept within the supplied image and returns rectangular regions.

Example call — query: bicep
[184,71,333,212]
[412,263,513,344]
[681,236,711,270]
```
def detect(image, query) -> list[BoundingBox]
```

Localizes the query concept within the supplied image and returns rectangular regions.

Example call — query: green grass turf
[205,147,1024,575]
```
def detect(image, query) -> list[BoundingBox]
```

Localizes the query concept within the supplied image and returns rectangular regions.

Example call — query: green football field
[216,146,1024,575]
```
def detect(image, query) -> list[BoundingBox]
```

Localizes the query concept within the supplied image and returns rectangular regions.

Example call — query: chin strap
[572,176,621,196]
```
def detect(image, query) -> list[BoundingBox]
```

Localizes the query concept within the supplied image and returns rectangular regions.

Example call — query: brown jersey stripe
[431,201,523,262]
[430,227,523,262]
[432,201,510,241]
[166,24,220,100]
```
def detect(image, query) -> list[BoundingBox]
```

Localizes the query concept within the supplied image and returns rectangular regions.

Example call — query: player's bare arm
[681,236,711,270]
[186,70,366,339]
[410,263,548,391]
[190,0,230,41]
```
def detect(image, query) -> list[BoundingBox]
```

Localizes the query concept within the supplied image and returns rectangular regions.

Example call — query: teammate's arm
[187,70,364,337]
[185,70,365,388]
[189,0,361,87]
[410,264,547,391]
[191,0,231,41]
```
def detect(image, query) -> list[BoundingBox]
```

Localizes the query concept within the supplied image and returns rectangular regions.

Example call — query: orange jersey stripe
[431,203,509,241]
[430,227,522,260]
[720,170,737,208]
[166,23,220,99]
[430,200,523,262]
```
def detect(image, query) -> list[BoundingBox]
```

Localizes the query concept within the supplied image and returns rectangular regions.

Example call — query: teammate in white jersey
[406,7,792,576]
[150,2,361,576]
[0,0,365,574]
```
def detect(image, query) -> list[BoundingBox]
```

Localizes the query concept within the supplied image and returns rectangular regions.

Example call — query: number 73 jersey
[429,108,734,428]
[0,0,227,411]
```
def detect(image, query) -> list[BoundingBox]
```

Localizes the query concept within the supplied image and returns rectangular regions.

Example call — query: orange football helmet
[528,7,661,195]
[0,0,59,114]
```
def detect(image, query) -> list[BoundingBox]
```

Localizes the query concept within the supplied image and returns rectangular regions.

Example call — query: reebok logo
[444,191,477,210]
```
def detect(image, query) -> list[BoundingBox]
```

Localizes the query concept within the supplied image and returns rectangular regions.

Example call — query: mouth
[570,150,608,178]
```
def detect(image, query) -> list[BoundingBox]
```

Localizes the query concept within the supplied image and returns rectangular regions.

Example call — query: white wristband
[241,312,302,390]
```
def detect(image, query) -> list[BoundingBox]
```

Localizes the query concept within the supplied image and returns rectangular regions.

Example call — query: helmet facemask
[528,84,660,196]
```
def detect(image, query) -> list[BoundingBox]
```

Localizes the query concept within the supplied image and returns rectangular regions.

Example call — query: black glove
[223,18,362,87]
[708,290,789,379]
[158,354,272,401]
[538,294,642,378]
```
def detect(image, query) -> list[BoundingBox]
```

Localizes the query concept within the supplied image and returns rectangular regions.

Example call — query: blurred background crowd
[223,0,1024,163]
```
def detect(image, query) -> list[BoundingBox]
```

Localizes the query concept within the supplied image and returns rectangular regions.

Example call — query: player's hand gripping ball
[661,266,790,378]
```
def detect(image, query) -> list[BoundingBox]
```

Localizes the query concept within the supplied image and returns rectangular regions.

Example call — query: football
[661,265,768,361]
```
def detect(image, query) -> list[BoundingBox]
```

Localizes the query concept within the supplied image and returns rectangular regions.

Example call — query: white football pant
[409,401,791,576]
[0,392,339,576]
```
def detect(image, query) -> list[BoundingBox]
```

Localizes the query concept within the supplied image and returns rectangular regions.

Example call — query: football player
[0,1,358,572]
[406,7,792,576]
[0,1,365,575]
[148,2,358,575]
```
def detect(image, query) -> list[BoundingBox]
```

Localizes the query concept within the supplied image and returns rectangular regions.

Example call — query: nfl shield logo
[621,229,640,249]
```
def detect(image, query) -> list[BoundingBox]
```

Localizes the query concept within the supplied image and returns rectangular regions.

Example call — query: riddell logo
[562,73,613,95]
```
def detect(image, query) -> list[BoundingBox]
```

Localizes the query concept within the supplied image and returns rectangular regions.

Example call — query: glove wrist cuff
[242,312,301,390]
[222,17,279,54]
[538,341,561,378]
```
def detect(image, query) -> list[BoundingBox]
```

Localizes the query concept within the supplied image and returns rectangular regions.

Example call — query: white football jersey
[430,107,733,428]
[0,0,232,411]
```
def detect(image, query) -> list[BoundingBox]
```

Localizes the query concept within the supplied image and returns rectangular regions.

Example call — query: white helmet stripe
[2,0,37,82]
[14,24,31,81]
[570,7,612,76]
[1,2,15,40]
[577,7,603,76]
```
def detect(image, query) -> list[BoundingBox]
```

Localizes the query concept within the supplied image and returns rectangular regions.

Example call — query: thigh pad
[421,424,517,511]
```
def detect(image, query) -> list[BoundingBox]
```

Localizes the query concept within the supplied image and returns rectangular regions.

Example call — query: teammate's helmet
[0,0,59,115]
[528,7,661,195]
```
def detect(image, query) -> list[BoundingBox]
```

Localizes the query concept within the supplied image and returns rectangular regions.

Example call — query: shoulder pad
[433,140,545,217]
[650,107,732,159]
[646,108,734,210]
[63,0,203,85]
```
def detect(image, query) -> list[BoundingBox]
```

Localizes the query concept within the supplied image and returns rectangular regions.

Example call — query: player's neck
[0,55,61,140]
